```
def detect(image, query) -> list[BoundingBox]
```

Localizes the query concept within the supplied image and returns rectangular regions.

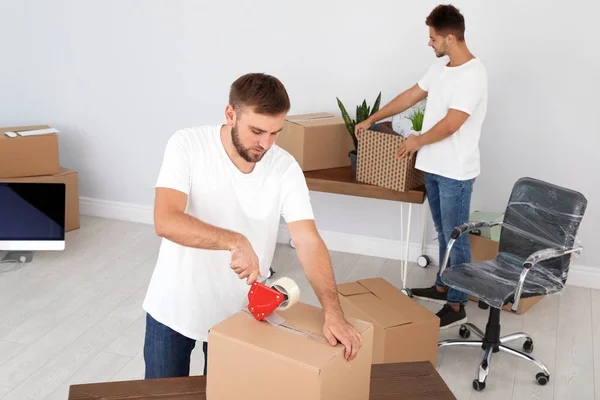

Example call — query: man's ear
[446,33,456,47]
[225,104,236,126]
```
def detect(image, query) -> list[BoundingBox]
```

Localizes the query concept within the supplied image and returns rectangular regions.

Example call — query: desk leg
[416,200,431,268]
[400,203,404,287]
[403,203,412,289]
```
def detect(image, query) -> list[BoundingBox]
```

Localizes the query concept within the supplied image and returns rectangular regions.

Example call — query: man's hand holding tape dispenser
[141,72,363,380]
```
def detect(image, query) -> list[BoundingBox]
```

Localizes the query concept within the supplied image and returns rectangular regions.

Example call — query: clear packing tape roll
[441,183,587,310]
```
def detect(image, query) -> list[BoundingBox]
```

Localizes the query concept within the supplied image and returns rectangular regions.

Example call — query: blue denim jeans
[143,313,208,378]
[425,172,474,305]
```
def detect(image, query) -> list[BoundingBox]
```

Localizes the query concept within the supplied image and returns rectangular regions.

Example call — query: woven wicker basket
[356,122,425,192]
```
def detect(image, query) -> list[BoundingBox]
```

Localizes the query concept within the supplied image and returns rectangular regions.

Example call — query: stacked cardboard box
[0,125,80,232]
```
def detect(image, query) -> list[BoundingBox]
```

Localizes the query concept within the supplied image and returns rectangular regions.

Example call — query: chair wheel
[289,239,295,249]
[536,372,549,385]
[523,339,534,353]
[472,379,486,391]
[401,288,413,298]
[459,325,471,338]
[417,255,430,268]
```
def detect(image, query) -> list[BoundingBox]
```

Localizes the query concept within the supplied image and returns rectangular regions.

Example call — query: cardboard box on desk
[207,302,374,400]
[468,234,544,314]
[277,113,354,171]
[0,125,60,178]
[356,122,425,192]
[1,168,80,232]
[337,278,439,365]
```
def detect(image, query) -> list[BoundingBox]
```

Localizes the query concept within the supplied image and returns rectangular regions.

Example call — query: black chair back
[498,177,587,282]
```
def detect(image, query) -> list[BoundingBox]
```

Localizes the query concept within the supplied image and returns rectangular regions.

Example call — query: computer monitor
[0,182,66,263]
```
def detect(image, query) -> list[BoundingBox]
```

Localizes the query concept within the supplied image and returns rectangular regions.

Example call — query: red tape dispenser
[247,277,300,321]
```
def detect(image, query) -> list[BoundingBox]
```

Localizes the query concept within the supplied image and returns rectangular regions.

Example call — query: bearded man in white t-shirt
[355,4,488,330]
[142,73,363,379]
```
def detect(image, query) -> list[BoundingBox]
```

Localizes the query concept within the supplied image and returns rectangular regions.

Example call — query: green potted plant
[336,92,381,172]
[405,101,425,135]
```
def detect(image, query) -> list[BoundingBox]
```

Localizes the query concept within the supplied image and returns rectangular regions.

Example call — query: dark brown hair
[426,4,465,41]
[229,73,291,116]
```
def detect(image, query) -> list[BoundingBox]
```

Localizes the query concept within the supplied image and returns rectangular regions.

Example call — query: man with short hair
[355,4,488,330]
[143,73,363,379]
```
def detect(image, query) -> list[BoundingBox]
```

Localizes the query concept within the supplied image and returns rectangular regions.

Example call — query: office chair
[437,177,587,391]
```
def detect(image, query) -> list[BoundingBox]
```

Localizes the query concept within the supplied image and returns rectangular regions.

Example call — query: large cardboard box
[207,302,374,400]
[277,112,354,171]
[337,278,439,365]
[1,168,80,232]
[0,125,60,178]
[468,234,543,314]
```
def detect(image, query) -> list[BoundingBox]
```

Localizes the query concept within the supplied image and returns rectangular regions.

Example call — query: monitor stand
[1,251,34,264]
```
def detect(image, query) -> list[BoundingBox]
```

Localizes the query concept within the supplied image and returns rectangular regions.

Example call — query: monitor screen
[0,182,66,251]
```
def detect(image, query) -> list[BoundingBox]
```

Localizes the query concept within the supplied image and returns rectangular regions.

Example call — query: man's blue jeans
[143,313,208,379]
[425,172,474,305]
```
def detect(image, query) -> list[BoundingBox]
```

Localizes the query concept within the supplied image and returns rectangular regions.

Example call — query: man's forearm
[155,211,241,251]
[295,237,344,318]
[368,91,415,124]
[366,84,427,125]
[417,117,454,146]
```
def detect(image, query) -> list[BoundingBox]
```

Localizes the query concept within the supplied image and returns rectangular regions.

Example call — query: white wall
[1,0,598,267]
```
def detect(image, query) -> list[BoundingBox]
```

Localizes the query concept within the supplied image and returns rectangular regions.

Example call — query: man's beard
[435,41,448,58]
[231,125,266,163]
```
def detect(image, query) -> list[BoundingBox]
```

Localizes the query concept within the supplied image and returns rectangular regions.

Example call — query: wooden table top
[304,166,426,204]
[68,361,455,400]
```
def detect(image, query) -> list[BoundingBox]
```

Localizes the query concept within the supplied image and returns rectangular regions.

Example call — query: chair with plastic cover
[437,177,587,391]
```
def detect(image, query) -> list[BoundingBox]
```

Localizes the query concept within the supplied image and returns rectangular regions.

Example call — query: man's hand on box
[354,120,372,139]
[323,313,363,361]
[396,134,423,160]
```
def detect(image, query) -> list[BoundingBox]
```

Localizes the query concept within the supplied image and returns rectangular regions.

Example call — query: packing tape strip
[241,309,330,344]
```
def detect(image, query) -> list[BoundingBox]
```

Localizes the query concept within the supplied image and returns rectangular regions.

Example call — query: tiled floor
[0,216,597,399]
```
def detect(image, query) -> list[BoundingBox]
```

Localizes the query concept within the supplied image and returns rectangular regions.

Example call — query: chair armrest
[439,221,503,275]
[511,246,583,312]
[450,221,503,240]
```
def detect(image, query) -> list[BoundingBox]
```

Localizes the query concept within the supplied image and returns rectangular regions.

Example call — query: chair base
[438,308,551,391]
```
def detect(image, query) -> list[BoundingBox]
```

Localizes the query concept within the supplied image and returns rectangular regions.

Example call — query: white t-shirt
[415,57,488,180]
[142,125,314,342]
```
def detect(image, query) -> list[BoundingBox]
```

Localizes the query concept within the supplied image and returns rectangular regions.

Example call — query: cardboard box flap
[286,113,344,127]
[338,282,372,296]
[348,293,412,328]
[357,278,439,323]
[0,125,50,135]
[278,301,372,335]
[210,303,371,369]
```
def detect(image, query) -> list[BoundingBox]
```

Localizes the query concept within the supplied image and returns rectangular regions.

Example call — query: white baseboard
[567,265,600,290]
[276,222,437,263]
[277,223,599,290]
[80,197,154,225]
[79,197,599,290]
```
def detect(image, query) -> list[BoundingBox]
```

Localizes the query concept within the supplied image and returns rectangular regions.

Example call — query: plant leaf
[371,91,382,115]
[337,97,357,150]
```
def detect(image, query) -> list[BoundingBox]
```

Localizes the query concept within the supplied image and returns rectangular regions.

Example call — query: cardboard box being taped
[0,125,60,178]
[356,122,425,192]
[207,302,374,400]
[1,168,80,232]
[337,278,439,365]
[277,112,354,171]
